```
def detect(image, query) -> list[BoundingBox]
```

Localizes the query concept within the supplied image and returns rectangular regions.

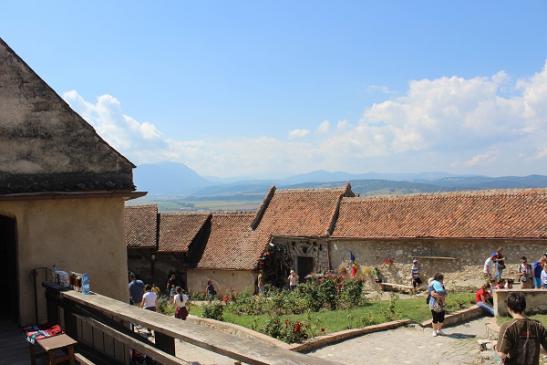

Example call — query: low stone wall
[493,289,547,316]
[421,305,483,328]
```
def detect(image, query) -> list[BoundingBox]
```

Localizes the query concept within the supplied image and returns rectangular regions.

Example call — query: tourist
[410,259,422,291]
[475,282,494,316]
[541,262,547,289]
[166,273,176,293]
[141,284,157,311]
[496,292,547,365]
[483,253,496,281]
[173,287,189,320]
[532,254,547,289]
[128,273,144,306]
[151,283,161,295]
[428,272,447,336]
[494,247,506,281]
[257,271,264,295]
[518,256,534,289]
[205,280,217,301]
[288,270,298,290]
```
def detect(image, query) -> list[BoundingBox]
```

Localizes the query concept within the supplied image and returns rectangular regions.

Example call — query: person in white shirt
[483,254,496,281]
[141,284,157,311]
[541,263,547,289]
[288,270,298,290]
[173,287,189,320]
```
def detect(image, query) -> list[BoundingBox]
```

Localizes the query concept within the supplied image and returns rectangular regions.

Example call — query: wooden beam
[74,314,191,365]
[63,291,341,365]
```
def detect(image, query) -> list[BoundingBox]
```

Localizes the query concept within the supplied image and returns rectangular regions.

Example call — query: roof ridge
[277,185,349,193]
[125,204,158,209]
[160,212,210,217]
[343,188,547,202]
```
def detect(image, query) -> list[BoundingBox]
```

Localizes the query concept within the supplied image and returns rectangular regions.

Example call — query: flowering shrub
[263,317,309,343]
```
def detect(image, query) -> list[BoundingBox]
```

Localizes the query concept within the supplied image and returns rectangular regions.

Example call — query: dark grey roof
[0,37,135,194]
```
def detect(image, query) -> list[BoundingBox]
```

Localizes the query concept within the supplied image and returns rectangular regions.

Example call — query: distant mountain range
[132,162,547,210]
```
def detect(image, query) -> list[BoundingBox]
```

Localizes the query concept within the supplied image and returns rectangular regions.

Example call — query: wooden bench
[74,353,95,365]
[30,333,77,365]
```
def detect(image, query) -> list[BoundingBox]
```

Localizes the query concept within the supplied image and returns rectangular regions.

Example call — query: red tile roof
[197,213,255,269]
[124,205,158,248]
[158,213,210,253]
[217,185,353,270]
[332,189,547,239]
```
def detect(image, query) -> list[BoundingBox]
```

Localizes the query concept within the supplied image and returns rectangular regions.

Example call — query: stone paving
[310,318,498,365]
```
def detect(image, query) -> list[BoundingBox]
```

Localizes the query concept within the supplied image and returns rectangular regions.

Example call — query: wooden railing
[43,284,341,365]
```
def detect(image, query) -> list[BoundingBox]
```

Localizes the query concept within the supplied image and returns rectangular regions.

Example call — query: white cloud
[367,84,396,95]
[461,151,498,167]
[63,61,547,178]
[288,128,310,139]
[317,120,330,134]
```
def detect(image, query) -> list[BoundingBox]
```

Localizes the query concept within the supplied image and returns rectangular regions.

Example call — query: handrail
[73,314,191,365]
[61,290,341,365]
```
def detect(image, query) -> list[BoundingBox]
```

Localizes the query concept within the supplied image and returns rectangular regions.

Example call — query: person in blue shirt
[128,272,145,306]
[428,272,447,337]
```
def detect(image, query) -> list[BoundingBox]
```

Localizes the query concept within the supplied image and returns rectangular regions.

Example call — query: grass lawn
[189,292,474,336]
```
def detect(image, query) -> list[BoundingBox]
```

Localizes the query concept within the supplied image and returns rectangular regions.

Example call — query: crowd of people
[128,272,190,324]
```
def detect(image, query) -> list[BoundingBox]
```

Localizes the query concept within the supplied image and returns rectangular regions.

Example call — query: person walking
[257,271,264,295]
[288,270,298,290]
[496,292,547,364]
[141,284,157,312]
[205,280,217,301]
[428,273,447,337]
[173,287,189,320]
[519,256,534,289]
[128,273,144,306]
[475,282,494,316]
[410,259,422,292]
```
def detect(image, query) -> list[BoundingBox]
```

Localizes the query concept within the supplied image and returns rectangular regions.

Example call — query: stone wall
[493,289,547,316]
[272,237,330,275]
[0,196,128,324]
[187,269,257,296]
[329,239,547,289]
[128,248,154,283]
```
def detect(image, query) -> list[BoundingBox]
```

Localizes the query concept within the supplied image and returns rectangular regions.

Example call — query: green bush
[318,278,338,310]
[338,279,364,308]
[263,317,309,343]
[190,291,207,301]
[203,302,224,321]
[156,296,175,316]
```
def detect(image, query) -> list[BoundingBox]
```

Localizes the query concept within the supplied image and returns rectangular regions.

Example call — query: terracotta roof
[332,189,547,239]
[218,185,354,270]
[124,205,158,248]
[197,213,255,270]
[158,213,210,253]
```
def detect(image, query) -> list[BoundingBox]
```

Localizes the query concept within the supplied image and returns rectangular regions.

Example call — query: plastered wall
[0,196,128,324]
[187,269,257,296]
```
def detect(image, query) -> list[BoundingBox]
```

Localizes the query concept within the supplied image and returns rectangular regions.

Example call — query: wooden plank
[75,352,95,365]
[74,315,191,365]
[63,291,341,365]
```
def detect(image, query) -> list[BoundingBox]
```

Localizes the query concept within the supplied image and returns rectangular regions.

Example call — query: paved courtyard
[310,318,498,365]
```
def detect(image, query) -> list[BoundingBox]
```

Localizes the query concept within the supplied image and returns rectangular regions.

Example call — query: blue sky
[2,1,547,178]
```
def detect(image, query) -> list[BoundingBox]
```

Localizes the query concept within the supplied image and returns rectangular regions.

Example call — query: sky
[2,1,547,179]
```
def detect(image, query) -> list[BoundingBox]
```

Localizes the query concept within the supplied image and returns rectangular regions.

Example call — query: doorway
[297,256,314,282]
[0,216,18,322]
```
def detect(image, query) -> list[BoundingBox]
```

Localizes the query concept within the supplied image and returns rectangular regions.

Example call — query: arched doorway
[0,215,18,322]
